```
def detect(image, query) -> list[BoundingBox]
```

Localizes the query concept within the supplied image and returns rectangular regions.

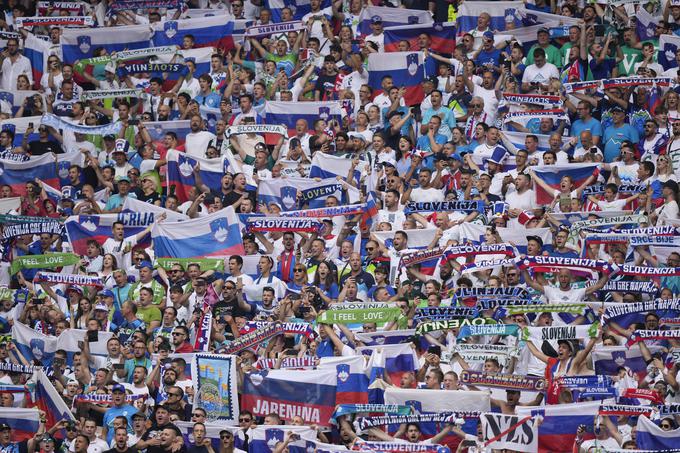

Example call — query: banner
[2,221,63,240]
[637,415,680,450]
[244,21,305,37]
[215,323,281,355]
[41,113,122,136]
[245,217,322,233]
[191,354,239,423]
[404,200,484,214]
[367,52,425,106]
[460,370,546,391]
[602,299,680,323]
[482,413,538,453]
[10,253,80,275]
[33,272,102,287]
[317,308,401,324]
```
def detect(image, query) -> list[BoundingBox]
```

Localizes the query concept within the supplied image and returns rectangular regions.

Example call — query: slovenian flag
[266,0,332,22]
[248,426,318,453]
[264,101,342,136]
[309,152,360,184]
[368,52,425,106]
[241,369,337,427]
[517,400,602,453]
[592,345,664,384]
[151,15,234,53]
[0,408,40,441]
[12,321,57,366]
[0,152,60,196]
[357,6,433,36]
[257,176,360,211]
[659,34,680,71]
[61,24,152,63]
[637,415,680,450]
[531,163,599,205]
[318,355,368,405]
[384,23,456,55]
[358,343,418,384]
[64,213,154,255]
[32,369,75,428]
[23,33,50,86]
[151,207,244,258]
[456,1,524,34]
[165,149,228,203]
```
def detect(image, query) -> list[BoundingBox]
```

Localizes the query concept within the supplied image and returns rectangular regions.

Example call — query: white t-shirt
[410,187,444,203]
[543,285,586,304]
[522,63,560,88]
[185,131,217,158]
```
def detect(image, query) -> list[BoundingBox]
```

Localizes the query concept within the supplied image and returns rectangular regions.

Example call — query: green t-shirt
[617,45,643,76]
[136,305,162,326]
[264,51,298,77]
[525,44,563,67]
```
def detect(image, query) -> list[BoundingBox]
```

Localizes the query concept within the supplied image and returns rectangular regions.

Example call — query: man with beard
[0,37,32,91]
[104,427,135,453]
[185,115,216,159]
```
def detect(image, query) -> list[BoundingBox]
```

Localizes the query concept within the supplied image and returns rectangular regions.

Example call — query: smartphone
[28,122,33,129]
[87,330,99,342]
[128,119,139,126]
[77,341,84,350]
[161,358,171,365]
[498,53,506,67]
[113,363,124,370]
[32,298,43,305]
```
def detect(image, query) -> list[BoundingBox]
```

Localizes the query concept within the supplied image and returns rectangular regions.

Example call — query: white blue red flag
[264,101,343,136]
[367,52,425,106]
[151,207,244,258]
[357,6,433,36]
[241,369,337,426]
[61,24,152,63]
[152,15,234,53]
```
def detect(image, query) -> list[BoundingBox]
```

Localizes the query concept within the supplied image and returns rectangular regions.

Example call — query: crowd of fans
[1,0,680,452]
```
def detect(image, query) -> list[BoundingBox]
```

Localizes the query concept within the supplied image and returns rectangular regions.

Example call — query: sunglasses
[239,418,251,422]
[192,413,203,417]
[172,332,184,336]
[168,392,182,397]
[294,268,305,272]
[365,247,375,252]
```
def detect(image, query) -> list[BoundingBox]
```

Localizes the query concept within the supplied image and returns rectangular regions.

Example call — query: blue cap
[111,383,126,393]
[116,176,131,184]
[449,153,462,162]
[98,289,114,298]
[138,260,153,270]
[483,31,494,40]
[371,15,382,24]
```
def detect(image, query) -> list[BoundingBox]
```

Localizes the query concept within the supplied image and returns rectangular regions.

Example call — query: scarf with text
[16,16,94,27]
[2,221,63,240]
[317,308,401,324]
[618,265,680,277]
[461,258,520,273]
[245,21,306,38]
[598,404,655,417]
[41,113,122,136]
[357,412,475,431]
[619,387,665,404]
[242,321,317,340]
[443,244,516,262]
[10,252,81,275]
[226,124,288,137]
[522,324,598,343]
[156,257,224,271]
[215,322,282,355]
[81,89,148,102]
[457,324,520,340]
[502,93,563,107]
[254,357,318,370]
[460,370,546,391]
[245,217,323,233]
[280,204,366,218]
[602,77,675,89]
[557,375,612,389]
[34,272,103,288]
[400,247,446,267]
[518,256,614,274]
[330,404,412,423]
[627,329,680,346]
[582,183,647,197]
[506,303,587,315]
[416,318,494,335]
[414,307,478,321]
[74,393,147,405]
[404,201,484,214]
[117,63,186,77]
[108,0,185,11]
[354,442,449,453]
[454,287,531,300]
[602,299,680,323]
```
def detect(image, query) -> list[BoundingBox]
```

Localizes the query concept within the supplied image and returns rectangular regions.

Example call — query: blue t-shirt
[571,117,603,146]
[589,58,616,81]
[603,123,640,162]
[103,404,137,443]
[475,48,502,68]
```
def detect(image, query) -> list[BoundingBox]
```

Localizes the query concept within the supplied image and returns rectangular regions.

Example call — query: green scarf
[317,308,401,324]
[156,257,224,272]
[10,253,81,275]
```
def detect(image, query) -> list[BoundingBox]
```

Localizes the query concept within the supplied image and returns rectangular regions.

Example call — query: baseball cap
[371,15,382,24]
[104,62,116,74]
[132,412,146,420]
[116,176,131,184]
[98,289,114,298]
[526,235,543,247]
[113,138,129,154]
[537,27,550,34]
[103,134,116,141]
[482,31,494,40]
[94,304,109,312]
[111,383,126,393]
[0,423,10,431]
[424,75,438,85]
[611,105,626,113]
[348,131,367,142]
[663,180,680,192]
[138,260,153,270]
